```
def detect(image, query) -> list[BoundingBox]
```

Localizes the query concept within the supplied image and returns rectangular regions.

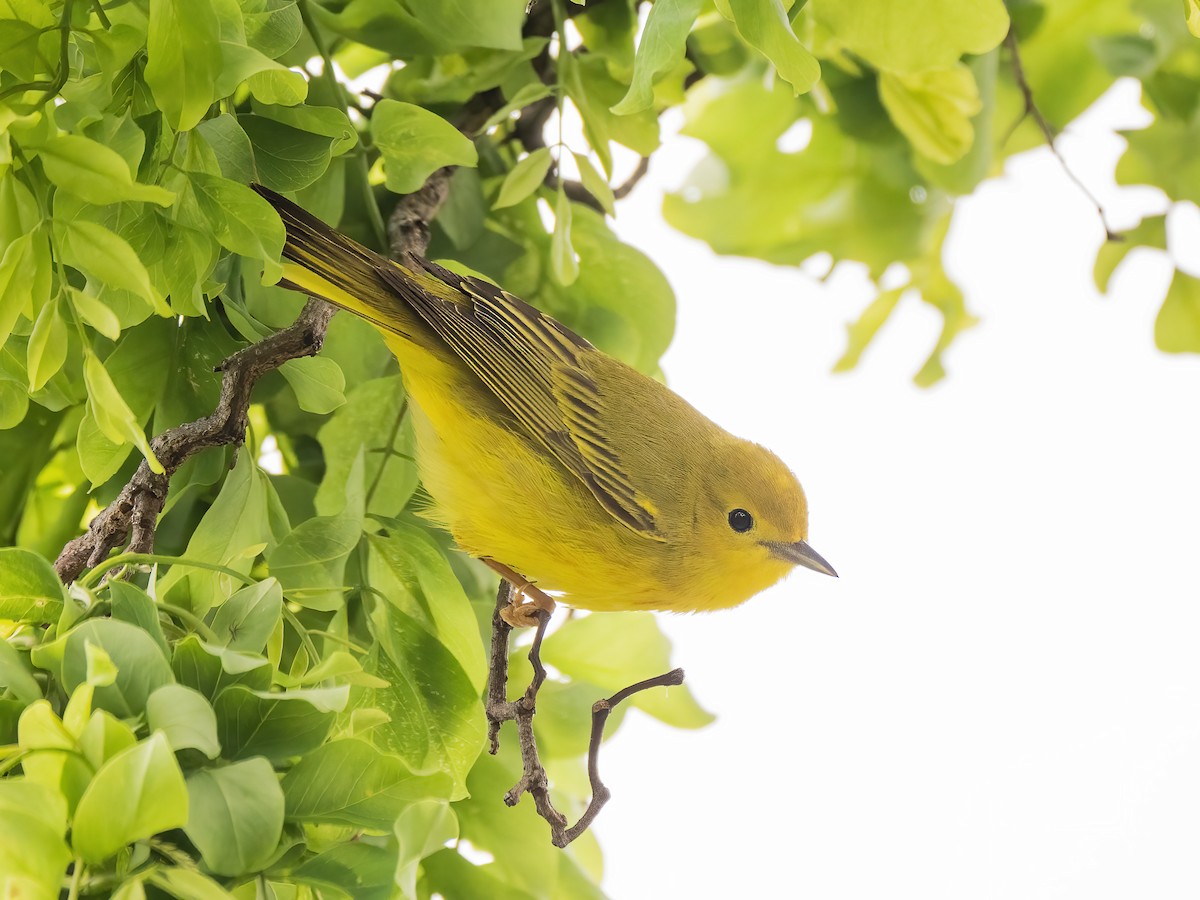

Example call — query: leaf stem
[157,600,218,642]
[66,858,83,900]
[282,604,323,666]
[90,0,110,28]
[365,398,408,509]
[78,552,255,590]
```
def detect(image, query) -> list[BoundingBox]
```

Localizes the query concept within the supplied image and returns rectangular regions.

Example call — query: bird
[253,185,836,626]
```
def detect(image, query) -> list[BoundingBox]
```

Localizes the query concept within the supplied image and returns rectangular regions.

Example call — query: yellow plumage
[256,186,835,615]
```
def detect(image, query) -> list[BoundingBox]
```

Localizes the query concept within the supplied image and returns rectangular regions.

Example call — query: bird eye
[727,508,754,533]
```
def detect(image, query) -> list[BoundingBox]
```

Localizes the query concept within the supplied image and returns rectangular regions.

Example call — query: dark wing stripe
[374,262,661,539]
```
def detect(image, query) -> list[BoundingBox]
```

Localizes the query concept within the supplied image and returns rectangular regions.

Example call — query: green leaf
[573,152,616,216]
[34,134,175,207]
[291,842,399,900]
[172,636,272,701]
[834,286,906,372]
[550,190,579,286]
[196,114,259,183]
[812,0,1009,73]
[209,577,283,652]
[147,867,237,900]
[86,642,119,687]
[244,0,303,58]
[108,581,170,657]
[279,355,346,414]
[0,231,45,349]
[77,318,174,485]
[315,374,417,520]
[147,684,221,757]
[555,208,676,372]
[17,701,92,814]
[83,351,164,475]
[240,114,338,192]
[61,219,168,316]
[366,526,486,693]
[158,452,285,618]
[395,800,458,898]
[494,147,553,209]
[714,0,820,94]
[26,296,68,390]
[0,13,57,81]
[145,0,222,131]
[61,619,175,719]
[185,757,285,875]
[0,781,72,900]
[72,732,189,863]
[213,684,347,763]
[0,636,42,703]
[78,708,138,770]
[371,100,478,194]
[252,102,359,157]
[267,452,364,611]
[1188,0,1200,38]
[185,173,285,279]
[69,285,122,342]
[880,63,983,165]
[355,529,486,798]
[1093,214,1167,293]
[612,0,704,115]
[0,546,65,624]
[0,778,67,836]
[405,0,525,51]
[541,612,715,728]
[1116,118,1200,206]
[282,738,452,829]
[1155,268,1200,353]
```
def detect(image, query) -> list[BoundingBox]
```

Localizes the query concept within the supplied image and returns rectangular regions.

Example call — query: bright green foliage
[2,0,1198,895]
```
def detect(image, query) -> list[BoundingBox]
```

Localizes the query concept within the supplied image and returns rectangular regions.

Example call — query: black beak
[765,540,838,577]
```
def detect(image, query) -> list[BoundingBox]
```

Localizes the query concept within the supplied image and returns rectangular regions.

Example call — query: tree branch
[55,168,455,584]
[1003,27,1121,242]
[54,298,334,583]
[485,581,685,847]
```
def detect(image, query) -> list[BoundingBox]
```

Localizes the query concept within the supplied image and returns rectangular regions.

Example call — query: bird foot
[499,589,556,628]
[483,558,557,629]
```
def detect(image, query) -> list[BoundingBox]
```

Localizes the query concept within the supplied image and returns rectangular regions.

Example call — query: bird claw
[499,588,556,628]
[482,557,557,629]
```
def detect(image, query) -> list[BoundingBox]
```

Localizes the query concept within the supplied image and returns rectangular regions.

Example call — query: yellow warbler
[255,186,835,622]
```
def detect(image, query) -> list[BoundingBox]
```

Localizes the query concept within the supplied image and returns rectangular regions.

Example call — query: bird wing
[376,261,663,539]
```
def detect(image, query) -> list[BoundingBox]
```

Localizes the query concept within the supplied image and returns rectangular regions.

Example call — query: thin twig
[550,156,652,214]
[485,580,685,847]
[1003,27,1120,241]
[560,666,684,845]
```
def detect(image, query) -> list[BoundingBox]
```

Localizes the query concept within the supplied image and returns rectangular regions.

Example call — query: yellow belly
[387,338,793,613]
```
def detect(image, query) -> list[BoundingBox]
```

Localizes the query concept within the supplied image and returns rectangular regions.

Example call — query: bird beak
[765,540,838,577]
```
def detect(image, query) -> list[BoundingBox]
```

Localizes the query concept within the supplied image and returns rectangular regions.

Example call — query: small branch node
[485,577,686,846]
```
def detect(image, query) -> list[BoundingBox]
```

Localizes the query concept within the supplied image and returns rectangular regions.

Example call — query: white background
[591,80,1200,899]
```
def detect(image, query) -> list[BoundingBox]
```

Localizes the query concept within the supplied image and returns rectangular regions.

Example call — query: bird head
[691,438,836,607]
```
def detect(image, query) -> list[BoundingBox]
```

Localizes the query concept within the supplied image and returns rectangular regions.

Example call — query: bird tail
[252,184,419,343]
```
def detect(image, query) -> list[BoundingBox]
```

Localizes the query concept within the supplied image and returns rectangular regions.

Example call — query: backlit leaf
[185,758,284,875]
[371,100,479,194]
[73,732,189,862]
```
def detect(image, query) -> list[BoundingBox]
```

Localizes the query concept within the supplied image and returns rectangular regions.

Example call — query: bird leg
[481,558,557,627]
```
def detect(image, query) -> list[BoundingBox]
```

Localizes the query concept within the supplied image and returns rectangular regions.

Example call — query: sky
[590,79,1200,899]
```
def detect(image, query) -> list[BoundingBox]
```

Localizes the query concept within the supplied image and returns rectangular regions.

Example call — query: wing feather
[375,262,661,538]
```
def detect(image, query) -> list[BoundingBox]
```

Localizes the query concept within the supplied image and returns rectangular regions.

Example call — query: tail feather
[252,184,419,343]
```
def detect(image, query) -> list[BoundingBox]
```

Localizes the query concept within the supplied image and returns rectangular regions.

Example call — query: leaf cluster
[3,0,1199,895]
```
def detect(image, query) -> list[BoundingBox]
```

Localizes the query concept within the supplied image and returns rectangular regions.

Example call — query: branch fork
[485,581,685,847]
